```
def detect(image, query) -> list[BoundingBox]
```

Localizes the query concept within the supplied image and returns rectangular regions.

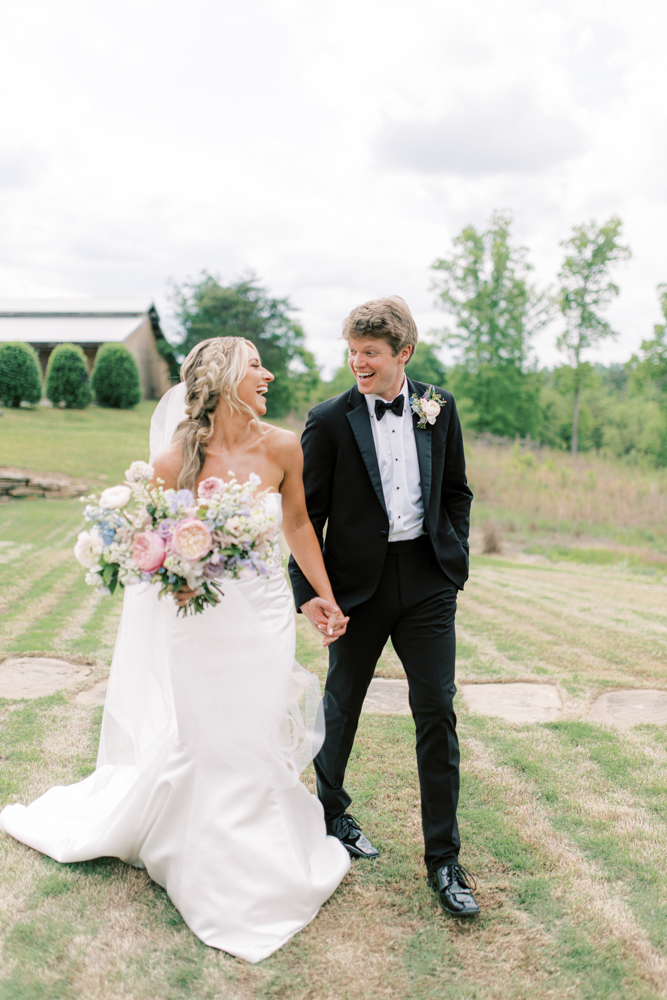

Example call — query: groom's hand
[301,598,349,647]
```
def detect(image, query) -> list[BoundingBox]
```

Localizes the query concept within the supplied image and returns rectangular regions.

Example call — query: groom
[289,296,479,917]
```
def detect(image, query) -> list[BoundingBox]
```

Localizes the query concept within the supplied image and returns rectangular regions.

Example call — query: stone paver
[589,689,667,729]
[75,679,108,706]
[362,678,411,715]
[461,682,561,724]
[0,657,91,699]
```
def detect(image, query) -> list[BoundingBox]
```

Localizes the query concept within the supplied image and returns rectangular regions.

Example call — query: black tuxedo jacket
[288,378,473,614]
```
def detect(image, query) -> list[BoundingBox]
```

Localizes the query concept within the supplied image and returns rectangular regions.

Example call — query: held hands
[301,597,349,647]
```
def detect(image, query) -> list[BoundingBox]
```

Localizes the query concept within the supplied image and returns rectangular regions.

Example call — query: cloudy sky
[0,0,665,374]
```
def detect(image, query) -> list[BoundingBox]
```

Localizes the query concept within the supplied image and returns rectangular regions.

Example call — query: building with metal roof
[0,299,172,400]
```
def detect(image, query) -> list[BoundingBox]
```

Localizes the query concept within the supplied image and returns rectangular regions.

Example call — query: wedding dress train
[0,389,350,963]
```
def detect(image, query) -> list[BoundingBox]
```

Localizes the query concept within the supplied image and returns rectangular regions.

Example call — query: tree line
[164,212,665,466]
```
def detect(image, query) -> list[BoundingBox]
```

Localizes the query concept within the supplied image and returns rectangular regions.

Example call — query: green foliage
[405,340,446,385]
[448,362,543,437]
[538,363,667,466]
[91,343,142,409]
[170,272,320,417]
[45,344,92,410]
[556,216,631,454]
[627,283,667,402]
[431,210,549,435]
[0,342,42,407]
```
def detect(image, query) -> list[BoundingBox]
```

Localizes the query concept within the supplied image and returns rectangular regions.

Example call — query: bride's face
[237,345,274,416]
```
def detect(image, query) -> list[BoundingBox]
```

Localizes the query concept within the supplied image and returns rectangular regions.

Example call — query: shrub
[46,344,92,409]
[91,343,142,408]
[0,342,43,407]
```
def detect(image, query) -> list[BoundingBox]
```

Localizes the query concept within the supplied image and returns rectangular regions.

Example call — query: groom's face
[347,336,411,401]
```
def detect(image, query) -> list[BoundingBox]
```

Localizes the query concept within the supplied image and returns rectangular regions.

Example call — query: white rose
[100,485,132,509]
[74,529,104,569]
[422,399,441,418]
[125,460,154,484]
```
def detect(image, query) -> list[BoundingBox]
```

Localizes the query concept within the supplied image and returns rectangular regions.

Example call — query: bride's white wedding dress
[0,386,350,964]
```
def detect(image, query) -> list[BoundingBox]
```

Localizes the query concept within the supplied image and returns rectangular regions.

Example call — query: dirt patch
[462,682,561,723]
[362,678,410,715]
[589,690,667,729]
[0,656,91,698]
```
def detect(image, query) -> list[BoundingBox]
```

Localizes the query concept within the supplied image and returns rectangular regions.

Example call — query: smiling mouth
[257,386,268,395]
[356,371,375,381]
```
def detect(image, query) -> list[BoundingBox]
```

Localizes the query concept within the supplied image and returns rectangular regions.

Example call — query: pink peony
[132,531,166,572]
[170,518,213,561]
[198,476,226,499]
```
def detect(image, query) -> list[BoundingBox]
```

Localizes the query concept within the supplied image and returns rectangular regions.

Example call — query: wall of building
[124,317,172,399]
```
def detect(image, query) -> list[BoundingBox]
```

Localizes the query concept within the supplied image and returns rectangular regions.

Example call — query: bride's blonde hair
[174,337,258,491]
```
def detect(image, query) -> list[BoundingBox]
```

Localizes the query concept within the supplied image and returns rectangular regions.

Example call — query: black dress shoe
[428,864,480,916]
[327,813,379,858]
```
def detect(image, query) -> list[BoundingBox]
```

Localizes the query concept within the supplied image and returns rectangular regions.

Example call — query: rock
[589,689,667,729]
[0,657,91,699]
[75,679,108,706]
[362,678,411,715]
[461,682,561,724]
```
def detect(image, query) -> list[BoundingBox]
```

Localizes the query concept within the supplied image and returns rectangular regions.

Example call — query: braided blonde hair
[174,337,258,491]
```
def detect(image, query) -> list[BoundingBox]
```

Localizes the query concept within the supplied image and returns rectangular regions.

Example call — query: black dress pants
[315,535,461,871]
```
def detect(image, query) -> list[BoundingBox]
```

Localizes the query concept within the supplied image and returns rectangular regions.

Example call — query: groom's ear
[397,344,413,366]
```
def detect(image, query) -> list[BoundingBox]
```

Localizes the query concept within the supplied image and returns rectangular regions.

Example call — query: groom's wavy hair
[341,296,418,359]
[174,337,259,491]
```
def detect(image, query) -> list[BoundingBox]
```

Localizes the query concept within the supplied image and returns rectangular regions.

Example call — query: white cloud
[0,0,665,375]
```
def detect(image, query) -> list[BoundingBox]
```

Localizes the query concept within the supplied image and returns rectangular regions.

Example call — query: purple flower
[168,488,194,513]
[156,519,175,539]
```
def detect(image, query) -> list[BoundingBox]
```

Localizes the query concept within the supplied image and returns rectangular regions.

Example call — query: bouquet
[74,461,280,615]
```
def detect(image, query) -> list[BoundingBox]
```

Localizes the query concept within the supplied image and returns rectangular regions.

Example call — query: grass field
[1,406,667,999]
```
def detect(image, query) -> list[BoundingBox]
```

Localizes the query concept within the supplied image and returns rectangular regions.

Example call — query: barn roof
[0,299,163,345]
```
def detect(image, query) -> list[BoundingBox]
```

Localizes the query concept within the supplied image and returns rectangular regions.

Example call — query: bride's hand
[175,585,198,607]
[301,597,349,647]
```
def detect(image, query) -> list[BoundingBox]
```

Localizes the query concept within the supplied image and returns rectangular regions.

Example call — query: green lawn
[0,407,666,998]
[0,403,158,484]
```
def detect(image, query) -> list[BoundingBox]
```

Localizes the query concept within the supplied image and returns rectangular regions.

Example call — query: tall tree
[431,210,549,437]
[627,284,667,400]
[170,272,319,417]
[556,217,631,455]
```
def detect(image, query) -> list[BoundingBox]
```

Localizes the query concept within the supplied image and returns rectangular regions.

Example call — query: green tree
[627,284,667,400]
[0,342,42,407]
[92,343,142,408]
[405,341,446,385]
[431,210,549,437]
[171,272,319,417]
[46,344,92,409]
[556,216,631,455]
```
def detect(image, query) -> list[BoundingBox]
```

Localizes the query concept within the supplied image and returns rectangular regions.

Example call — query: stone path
[461,682,562,724]
[3,657,667,732]
[589,689,667,729]
[0,657,91,699]
[362,678,411,715]
[75,679,108,706]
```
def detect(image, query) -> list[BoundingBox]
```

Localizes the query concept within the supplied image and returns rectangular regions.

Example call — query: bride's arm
[277,433,349,645]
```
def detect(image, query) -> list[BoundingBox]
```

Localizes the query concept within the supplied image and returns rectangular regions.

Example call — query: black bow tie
[374,395,404,421]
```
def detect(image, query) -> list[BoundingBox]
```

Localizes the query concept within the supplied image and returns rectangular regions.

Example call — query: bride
[0,336,352,963]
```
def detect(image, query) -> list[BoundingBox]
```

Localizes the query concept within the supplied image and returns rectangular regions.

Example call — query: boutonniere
[410,386,446,429]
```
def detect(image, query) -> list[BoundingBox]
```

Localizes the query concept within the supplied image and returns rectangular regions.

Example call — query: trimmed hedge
[92,343,142,408]
[46,344,92,409]
[0,342,43,407]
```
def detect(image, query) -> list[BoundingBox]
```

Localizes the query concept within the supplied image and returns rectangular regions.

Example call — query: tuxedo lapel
[407,378,432,511]
[345,386,387,514]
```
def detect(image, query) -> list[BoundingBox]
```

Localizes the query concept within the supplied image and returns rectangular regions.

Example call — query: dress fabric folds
[0,492,350,963]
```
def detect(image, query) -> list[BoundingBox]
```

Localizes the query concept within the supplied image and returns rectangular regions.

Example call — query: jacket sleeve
[288,408,335,611]
[441,395,473,552]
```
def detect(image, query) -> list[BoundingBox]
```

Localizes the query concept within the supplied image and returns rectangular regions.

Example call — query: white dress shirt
[365,378,424,542]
